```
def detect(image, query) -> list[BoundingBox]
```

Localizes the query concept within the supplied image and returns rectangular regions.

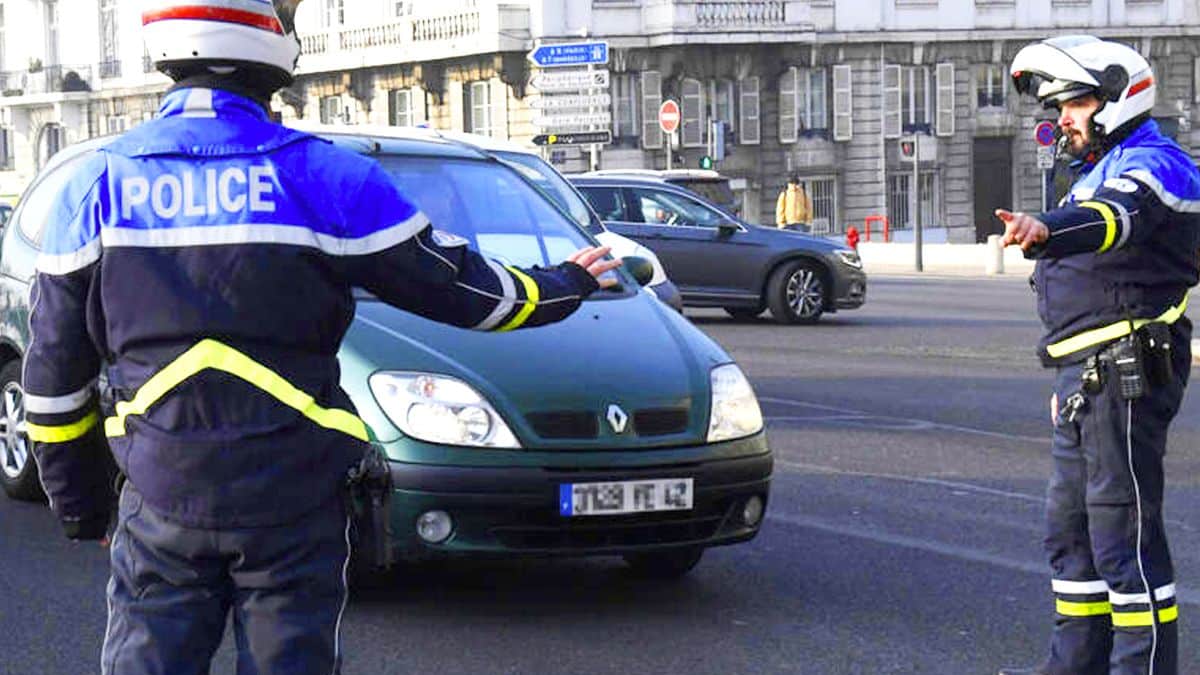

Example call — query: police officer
[995,36,1200,675]
[22,1,622,673]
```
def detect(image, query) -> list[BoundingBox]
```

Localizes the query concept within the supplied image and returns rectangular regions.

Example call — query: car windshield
[376,155,594,268]
[678,180,735,209]
[492,151,602,236]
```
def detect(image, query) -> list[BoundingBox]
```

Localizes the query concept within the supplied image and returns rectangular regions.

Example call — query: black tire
[766,259,827,325]
[0,360,42,502]
[622,546,705,579]
[723,306,763,320]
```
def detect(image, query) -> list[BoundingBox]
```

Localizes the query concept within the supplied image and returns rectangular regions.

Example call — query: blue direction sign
[528,41,609,68]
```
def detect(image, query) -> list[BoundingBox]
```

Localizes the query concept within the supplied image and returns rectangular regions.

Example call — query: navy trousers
[101,484,353,675]
[1043,335,1189,675]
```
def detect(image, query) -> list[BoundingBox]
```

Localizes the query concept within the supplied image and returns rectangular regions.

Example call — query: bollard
[985,234,1004,275]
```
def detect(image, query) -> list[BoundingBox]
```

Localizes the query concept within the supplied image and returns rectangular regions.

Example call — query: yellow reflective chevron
[497,266,540,332]
[104,339,368,442]
[1046,297,1188,359]
[1079,200,1118,253]
[27,410,99,443]
[1056,599,1113,617]
[1112,605,1179,627]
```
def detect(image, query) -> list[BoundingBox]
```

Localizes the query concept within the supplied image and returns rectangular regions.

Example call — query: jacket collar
[156,87,271,122]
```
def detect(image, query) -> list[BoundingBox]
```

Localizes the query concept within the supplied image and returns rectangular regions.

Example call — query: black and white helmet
[142,0,303,87]
[1010,35,1155,138]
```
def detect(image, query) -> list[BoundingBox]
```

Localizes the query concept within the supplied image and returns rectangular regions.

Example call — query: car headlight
[835,248,862,269]
[707,363,763,443]
[368,372,520,448]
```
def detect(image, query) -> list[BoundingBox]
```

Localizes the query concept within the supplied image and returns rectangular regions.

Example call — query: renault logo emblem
[606,404,629,434]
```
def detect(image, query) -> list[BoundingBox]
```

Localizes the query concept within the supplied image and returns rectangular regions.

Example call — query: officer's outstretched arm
[25,266,110,541]
[1034,172,1172,258]
[347,224,603,331]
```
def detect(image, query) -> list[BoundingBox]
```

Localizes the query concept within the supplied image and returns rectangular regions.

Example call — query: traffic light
[699,155,714,170]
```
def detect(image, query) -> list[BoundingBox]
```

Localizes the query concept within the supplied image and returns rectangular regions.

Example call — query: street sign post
[528,41,609,68]
[532,131,613,147]
[1035,121,1057,210]
[1035,120,1057,147]
[659,100,681,170]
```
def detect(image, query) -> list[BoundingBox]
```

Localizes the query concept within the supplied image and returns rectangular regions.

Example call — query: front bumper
[833,267,867,310]
[385,447,772,559]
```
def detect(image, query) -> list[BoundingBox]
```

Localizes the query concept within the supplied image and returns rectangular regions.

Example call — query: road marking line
[767,512,1200,607]
[760,396,1046,443]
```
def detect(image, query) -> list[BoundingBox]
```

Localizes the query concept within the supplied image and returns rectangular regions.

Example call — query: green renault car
[0,126,771,577]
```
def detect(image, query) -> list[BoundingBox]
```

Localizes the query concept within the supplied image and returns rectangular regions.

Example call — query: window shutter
[448,80,464,131]
[832,64,853,141]
[779,67,797,144]
[490,78,509,139]
[935,62,955,137]
[641,70,662,150]
[883,64,901,139]
[411,86,426,125]
[681,78,704,147]
[739,76,760,145]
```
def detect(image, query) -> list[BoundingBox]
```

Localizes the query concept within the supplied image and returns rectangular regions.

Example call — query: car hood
[338,291,730,449]
[743,221,842,252]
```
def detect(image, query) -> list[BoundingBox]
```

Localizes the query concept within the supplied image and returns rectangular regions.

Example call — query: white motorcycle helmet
[1010,35,1155,139]
[142,0,302,87]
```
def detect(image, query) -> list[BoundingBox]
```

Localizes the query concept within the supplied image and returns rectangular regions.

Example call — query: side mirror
[621,256,655,287]
[717,221,740,236]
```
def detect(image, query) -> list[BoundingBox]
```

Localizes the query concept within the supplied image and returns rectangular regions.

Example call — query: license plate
[559,478,694,517]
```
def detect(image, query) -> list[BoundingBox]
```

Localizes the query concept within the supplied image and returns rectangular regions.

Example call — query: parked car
[0,126,771,578]
[301,125,683,312]
[584,169,741,217]
[570,174,867,324]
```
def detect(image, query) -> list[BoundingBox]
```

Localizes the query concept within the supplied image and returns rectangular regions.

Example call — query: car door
[626,187,762,299]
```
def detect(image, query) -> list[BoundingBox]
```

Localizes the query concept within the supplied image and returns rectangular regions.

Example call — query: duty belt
[1045,297,1188,360]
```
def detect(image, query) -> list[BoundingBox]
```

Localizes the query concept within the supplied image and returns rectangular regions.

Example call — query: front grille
[634,408,689,436]
[489,497,738,551]
[526,411,598,439]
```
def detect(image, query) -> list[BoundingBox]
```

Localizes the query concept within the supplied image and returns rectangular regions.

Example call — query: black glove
[560,261,602,294]
[61,514,110,541]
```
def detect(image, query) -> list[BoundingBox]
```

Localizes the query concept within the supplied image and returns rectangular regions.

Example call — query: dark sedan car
[570,175,867,324]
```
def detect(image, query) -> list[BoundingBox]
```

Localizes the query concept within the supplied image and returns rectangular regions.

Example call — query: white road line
[760,396,1047,444]
[777,459,1043,503]
[768,512,1200,607]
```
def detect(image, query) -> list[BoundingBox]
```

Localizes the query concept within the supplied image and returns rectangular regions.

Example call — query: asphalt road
[3,274,1198,675]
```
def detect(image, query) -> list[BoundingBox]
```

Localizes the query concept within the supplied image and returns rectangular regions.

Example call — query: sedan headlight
[835,248,862,269]
[368,372,520,448]
[707,363,763,443]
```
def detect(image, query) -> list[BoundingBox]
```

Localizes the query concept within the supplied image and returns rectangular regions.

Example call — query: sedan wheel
[0,360,41,501]
[767,260,826,325]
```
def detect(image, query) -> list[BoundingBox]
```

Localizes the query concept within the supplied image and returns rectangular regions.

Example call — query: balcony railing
[297,4,527,74]
[695,1,787,27]
[639,0,811,34]
[0,64,95,96]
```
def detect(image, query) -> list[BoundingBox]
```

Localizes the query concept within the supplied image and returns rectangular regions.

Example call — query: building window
[389,89,413,126]
[887,172,937,230]
[0,127,12,170]
[801,177,838,233]
[44,0,59,67]
[319,96,343,124]
[99,0,120,78]
[321,0,344,27]
[105,115,129,134]
[709,79,735,131]
[975,64,1005,109]
[779,67,828,143]
[611,73,640,147]
[901,66,931,131]
[466,81,493,137]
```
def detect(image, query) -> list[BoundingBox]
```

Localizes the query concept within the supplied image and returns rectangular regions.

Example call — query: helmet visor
[1010,42,1100,100]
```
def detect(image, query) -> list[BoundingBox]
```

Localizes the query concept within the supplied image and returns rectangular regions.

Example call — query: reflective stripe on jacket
[23,87,598,528]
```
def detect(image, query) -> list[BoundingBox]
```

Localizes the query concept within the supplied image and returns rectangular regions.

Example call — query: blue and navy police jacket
[24,87,600,530]
[1031,118,1200,366]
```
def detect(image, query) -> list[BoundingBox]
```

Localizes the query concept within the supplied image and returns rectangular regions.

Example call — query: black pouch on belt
[1135,321,1173,387]
[1108,334,1147,400]
[346,446,395,570]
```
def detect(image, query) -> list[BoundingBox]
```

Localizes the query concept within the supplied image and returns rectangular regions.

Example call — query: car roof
[567,174,696,189]
[583,168,728,182]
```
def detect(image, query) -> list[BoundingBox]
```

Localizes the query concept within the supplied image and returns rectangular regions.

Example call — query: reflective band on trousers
[1056,599,1113,617]
[104,339,369,441]
[497,266,540,332]
[27,410,99,443]
[1112,605,1179,627]
[1045,297,1188,359]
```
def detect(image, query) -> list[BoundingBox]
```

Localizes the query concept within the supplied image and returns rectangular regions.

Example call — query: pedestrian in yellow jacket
[776,175,812,230]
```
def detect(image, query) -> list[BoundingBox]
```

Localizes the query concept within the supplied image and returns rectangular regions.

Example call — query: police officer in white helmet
[22,1,620,673]
[996,35,1200,675]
